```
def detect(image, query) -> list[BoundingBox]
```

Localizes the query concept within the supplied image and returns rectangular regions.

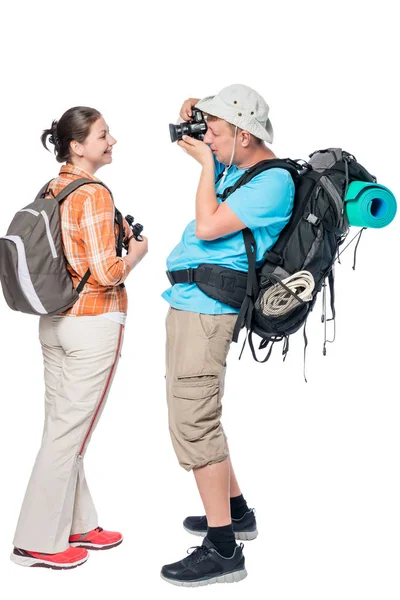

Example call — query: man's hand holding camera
[178,135,213,167]
[169,95,249,241]
[180,98,200,121]
[177,98,213,166]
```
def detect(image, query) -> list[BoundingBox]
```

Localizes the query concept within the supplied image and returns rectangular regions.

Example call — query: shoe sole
[183,526,258,541]
[161,567,247,587]
[10,552,88,570]
[69,537,123,551]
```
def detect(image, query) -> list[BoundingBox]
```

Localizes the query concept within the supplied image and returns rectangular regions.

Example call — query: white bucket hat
[196,84,274,143]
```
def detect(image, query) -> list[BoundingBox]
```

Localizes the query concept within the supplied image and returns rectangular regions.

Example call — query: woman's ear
[70,140,84,158]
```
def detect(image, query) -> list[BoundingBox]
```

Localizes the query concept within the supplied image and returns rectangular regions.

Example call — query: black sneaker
[160,537,247,587]
[183,509,258,541]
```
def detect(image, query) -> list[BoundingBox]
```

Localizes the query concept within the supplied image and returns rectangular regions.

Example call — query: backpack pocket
[253,287,312,338]
[0,236,47,314]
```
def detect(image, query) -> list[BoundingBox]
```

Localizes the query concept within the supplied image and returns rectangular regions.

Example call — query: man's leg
[193,442,248,523]
[162,309,247,586]
[227,452,242,498]
[193,460,230,527]
[166,308,235,472]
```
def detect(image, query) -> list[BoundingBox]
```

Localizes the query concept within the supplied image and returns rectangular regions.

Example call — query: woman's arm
[80,187,147,286]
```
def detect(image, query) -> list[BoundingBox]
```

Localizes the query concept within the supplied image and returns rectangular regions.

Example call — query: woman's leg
[13,315,124,553]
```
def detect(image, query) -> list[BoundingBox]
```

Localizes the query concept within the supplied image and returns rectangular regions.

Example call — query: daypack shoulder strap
[38,177,117,295]
[36,180,53,200]
[114,207,124,258]
[53,178,114,203]
[37,177,114,203]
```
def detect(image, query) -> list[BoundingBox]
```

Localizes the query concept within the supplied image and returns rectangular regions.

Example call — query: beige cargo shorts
[165,307,238,471]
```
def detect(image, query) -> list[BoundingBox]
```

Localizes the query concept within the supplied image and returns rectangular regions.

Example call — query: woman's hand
[128,234,148,261]
[122,234,148,275]
[122,217,131,240]
[178,135,213,166]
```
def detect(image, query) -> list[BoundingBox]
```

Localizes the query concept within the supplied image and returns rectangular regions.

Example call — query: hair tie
[49,120,60,150]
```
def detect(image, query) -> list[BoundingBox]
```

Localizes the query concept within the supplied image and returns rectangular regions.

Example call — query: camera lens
[169,123,180,143]
[169,122,192,143]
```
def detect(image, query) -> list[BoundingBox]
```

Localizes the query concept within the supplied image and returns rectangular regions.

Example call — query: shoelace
[186,546,210,565]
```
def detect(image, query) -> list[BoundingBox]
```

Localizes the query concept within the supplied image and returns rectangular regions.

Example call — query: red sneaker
[11,546,88,569]
[69,526,123,550]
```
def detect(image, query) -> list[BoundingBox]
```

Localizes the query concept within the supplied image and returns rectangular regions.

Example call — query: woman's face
[71,116,117,173]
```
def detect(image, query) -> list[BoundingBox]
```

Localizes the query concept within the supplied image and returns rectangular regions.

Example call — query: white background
[0,1,399,598]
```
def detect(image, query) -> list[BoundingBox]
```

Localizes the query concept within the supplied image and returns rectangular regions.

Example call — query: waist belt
[166,264,248,309]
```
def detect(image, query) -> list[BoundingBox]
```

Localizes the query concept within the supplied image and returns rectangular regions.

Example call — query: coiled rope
[259,271,315,316]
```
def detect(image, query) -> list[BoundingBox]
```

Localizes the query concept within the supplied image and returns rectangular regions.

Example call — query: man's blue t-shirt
[162,158,295,314]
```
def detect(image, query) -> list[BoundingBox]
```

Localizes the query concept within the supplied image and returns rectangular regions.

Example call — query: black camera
[169,109,208,143]
[123,214,144,250]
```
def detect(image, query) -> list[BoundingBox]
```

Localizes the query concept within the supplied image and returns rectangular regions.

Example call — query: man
[161,84,295,586]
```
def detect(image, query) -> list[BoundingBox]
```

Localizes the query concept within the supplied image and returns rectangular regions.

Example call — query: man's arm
[178,135,247,240]
[195,159,247,240]
[176,97,248,240]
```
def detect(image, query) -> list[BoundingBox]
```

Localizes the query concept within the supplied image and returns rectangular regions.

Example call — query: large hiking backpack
[227,148,376,361]
[166,147,376,365]
[0,178,124,316]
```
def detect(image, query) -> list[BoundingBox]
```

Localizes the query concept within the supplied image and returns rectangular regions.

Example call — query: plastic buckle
[187,268,194,283]
[305,213,321,226]
[166,271,176,285]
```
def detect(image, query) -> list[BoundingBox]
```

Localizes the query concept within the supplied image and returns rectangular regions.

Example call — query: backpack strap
[114,208,124,258]
[76,269,92,294]
[217,158,300,201]
[36,180,54,200]
[53,178,114,203]
[219,159,301,343]
[215,167,231,186]
[232,227,258,342]
[41,177,117,294]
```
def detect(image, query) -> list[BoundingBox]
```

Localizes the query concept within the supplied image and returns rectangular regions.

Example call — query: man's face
[203,118,236,165]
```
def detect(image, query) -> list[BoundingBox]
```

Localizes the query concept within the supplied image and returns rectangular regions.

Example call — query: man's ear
[70,140,84,158]
[240,130,251,148]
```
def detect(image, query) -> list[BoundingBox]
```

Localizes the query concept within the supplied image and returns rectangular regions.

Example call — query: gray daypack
[0,178,113,316]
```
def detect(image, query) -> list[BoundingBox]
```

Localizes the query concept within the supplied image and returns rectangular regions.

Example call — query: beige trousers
[166,308,237,471]
[13,315,124,554]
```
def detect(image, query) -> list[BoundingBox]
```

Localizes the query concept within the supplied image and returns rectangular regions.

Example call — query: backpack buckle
[186,268,194,283]
[166,270,176,285]
[305,213,321,226]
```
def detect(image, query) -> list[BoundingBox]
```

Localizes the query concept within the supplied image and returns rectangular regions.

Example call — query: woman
[11,107,148,570]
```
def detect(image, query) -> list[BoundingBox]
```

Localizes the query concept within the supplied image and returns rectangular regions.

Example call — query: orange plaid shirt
[49,164,129,316]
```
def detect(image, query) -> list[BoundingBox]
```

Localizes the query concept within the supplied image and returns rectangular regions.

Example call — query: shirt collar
[58,163,98,181]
